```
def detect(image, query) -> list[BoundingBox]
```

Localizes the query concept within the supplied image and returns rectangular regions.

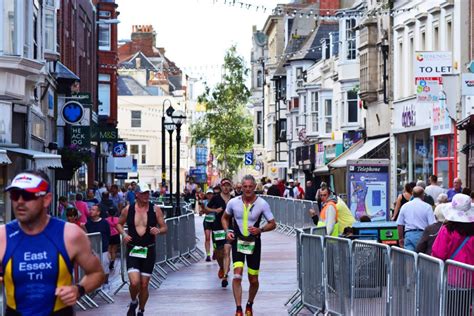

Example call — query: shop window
[396,133,409,194]
[414,130,432,183]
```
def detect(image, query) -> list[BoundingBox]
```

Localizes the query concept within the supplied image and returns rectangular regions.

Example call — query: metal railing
[289,232,474,316]
[260,196,319,236]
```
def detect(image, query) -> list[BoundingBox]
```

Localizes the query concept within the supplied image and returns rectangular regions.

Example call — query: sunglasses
[10,190,47,202]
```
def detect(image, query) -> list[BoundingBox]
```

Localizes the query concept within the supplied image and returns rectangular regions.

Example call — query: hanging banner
[347,159,390,222]
[431,91,453,136]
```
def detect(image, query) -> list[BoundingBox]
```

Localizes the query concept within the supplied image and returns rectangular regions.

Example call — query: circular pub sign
[61,101,84,124]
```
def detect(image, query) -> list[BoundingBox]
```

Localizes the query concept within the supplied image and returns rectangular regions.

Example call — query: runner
[0,170,104,315]
[222,175,276,316]
[208,178,233,287]
[200,188,215,261]
[116,183,167,316]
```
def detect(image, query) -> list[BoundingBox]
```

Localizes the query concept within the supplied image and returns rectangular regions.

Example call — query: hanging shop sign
[347,159,390,222]
[414,51,452,103]
[67,126,90,148]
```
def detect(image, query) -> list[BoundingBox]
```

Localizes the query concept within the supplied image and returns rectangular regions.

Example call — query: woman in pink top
[432,193,474,316]
[106,207,120,271]
[74,193,89,224]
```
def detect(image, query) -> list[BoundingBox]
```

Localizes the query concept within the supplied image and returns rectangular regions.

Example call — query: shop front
[392,98,433,198]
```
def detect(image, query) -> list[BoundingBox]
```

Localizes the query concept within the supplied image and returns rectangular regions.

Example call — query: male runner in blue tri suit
[0,170,104,316]
[222,175,276,316]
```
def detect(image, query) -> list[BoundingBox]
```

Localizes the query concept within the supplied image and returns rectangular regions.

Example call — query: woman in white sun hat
[432,193,474,316]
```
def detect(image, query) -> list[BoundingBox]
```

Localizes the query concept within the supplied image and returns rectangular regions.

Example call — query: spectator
[471,192,474,204]
[94,182,107,202]
[84,188,99,209]
[432,193,474,315]
[110,184,124,212]
[391,182,415,221]
[277,179,286,197]
[315,182,328,203]
[106,206,120,271]
[74,193,89,224]
[283,179,298,198]
[397,186,436,251]
[263,179,272,194]
[416,180,435,206]
[85,205,111,293]
[266,179,281,197]
[304,180,316,201]
[416,203,446,255]
[425,175,445,202]
[126,181,137,205]
[446,178,463,202]
[295,181,305,199]
[98,192,118,219]
[436,192,449,206]
[233,182,243,197]
[57,196,70,220]
[65,207,82,228]
[462,187,472,196]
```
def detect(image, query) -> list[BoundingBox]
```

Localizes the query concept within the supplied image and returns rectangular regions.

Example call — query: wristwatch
[75,284,86,297]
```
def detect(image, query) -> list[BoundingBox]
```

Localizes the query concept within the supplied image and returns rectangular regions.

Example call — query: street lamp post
[172,110,186,216]
[161,99,172,187]
[164,116,175,210]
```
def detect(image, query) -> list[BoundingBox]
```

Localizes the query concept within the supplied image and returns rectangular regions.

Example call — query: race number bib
[213,230,226,241]
[205,214,215,223]
[129,246,148,258]
[237,239,255,255]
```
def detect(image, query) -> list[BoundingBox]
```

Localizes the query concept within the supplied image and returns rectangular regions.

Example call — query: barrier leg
[96,289,115,304]
[76,300,87,311]
[113,281,129,295]
[82,294,99,308]
[285,289,301,306]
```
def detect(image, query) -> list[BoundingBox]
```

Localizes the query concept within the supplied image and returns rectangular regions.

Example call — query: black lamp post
[161,99,172,187]
[164,116,175,209]
[171,109,186,216]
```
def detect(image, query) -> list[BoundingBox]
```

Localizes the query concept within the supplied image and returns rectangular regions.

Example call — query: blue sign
[244,152,253,165]
[61,100,84,124]
[115,173,128,179]
[113,142,127,158]
[347,161,390,222]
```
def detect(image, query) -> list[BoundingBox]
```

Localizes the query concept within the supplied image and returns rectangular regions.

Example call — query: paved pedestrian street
[78,217,299,315]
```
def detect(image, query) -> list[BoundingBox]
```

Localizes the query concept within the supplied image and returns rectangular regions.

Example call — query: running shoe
[127,301,138,316]
[245,305,253,316]
[137,311,144,316]
[205,256,211,262]
[221,278,228,288]
[212,252,216,260]
[235,311,243,316]
[218,268,224,279]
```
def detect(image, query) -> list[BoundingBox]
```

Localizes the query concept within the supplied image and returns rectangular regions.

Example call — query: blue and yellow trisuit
[2,217,74,316]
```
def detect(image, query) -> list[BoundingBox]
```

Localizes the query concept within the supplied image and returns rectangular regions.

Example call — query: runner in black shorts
[208,178,233,287]
[222,175,276,316]
[200,188,216,261]
[117,183,167,316]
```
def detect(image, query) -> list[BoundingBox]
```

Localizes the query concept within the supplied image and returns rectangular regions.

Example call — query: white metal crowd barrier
[260,196,319,236]
[289,232,474,316]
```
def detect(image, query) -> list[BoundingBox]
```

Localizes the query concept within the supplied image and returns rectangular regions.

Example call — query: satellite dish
[255,31,267,47]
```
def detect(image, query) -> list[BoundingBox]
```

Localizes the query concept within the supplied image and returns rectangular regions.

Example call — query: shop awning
[0,150,11,165]
[329,137,389,169]
[4,147,62,169]
[313,165,329,174]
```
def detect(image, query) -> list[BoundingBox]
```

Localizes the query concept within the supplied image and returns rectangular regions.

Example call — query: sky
[116,0,287,85]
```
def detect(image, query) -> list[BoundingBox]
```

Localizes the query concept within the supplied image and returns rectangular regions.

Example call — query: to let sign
[68,126,90,148]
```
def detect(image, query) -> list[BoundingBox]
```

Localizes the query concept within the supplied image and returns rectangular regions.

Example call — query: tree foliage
[190,46,253,178]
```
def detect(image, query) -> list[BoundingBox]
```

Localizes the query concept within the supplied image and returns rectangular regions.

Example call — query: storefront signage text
[401,104,416,128]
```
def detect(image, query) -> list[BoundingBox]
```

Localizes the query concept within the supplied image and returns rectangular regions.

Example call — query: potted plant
[56,144,92,180]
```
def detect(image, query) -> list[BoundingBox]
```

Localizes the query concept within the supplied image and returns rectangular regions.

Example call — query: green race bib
[213,230,226,241]
[205,214,215,223]
[237,239,255,255]
[129,246,148,258]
